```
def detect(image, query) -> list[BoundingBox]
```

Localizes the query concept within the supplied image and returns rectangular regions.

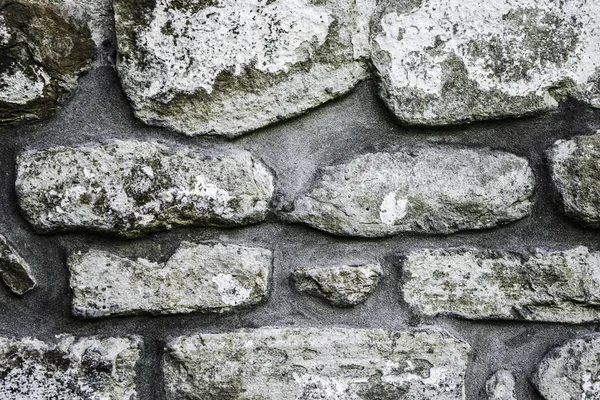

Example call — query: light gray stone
[113,0,374,137]
[402,246,600,323]
[548,132,600,228]
[287,147,534,237]
[485,370,517,400]
[16,140,274,238]
[0,234,36,295]
[69,242,272,318]
[0,335,141,399]
[532,334,600,399]
[164,327,470,400]
[292,263,382,307]
[370,0,600,125]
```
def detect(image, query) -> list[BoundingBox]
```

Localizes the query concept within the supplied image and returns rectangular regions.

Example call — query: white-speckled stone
[371,0,600,125]
[0,234,36,295]
[164,327,470,400]
[69,242,272,317]
[485,370,517,400]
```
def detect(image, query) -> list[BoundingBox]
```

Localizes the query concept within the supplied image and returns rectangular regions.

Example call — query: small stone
[370,0,600,125]
[532,334,600,399]
[548,132,600,228]
[16,140,274,237]
[402,246,600,323]
[485,370,517,400]
[164,327,470,400]
[69,242,272,318]
[113,0,375,137]
[0,335,141,399]
[0,234,36,295]
[288,146,533,237]
[291,263,382,307]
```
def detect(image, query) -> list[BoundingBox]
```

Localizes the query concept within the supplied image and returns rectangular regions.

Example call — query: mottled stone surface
[548,132,600,228]
[69,242,272,318]
[532,334,600,399]
[371,0,600,125]
[16,140,274,237]
[114,0,374,137]
[485,370,517,400]
[291,263,382,307]
[402,246,600,323]
[0,234,36,295]
[0,335,141,399]
[0,0,94,124]
[288,147,534,237]
[164,327,470,400]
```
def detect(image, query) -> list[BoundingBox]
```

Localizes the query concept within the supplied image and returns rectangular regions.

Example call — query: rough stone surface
[16,140,274,237]
[291,263,382,307]
[113,0,374,137]
[402,246,600,323]
[370,0,600,125]
[164,327,470,400]
[0,0,94,124]
[548,132,600,228]
[532,334,600,399]
[485,370,517,400]
[0,234,36,295]
[69,242,272,318]
[287,146,534,237]
[0,335,141,399]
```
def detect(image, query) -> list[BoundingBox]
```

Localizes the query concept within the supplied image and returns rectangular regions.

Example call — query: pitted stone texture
[292,263,382,307]
[0,335,141,399]
[0,234,36,295]
[0,0,94,124]
[164,327,470,400]
[533,334,600,399]
[548,132,600,228]
[114,0,374,137]
[485,370,517,400]
[402,246,600,323]
[371,0,600,125]
[16,140,274,238]
[288,147,533,237]
[69,242,272,318]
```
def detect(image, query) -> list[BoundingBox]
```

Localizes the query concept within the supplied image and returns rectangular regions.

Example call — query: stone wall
[0,0,600,399]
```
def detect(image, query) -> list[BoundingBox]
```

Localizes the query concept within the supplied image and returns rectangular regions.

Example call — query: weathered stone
[402,246,600,323]
[164,327,470,400]
[16,140,274,237]
[532,334,600,399]
[370,0,600,125]
[291,263,382,307]
[548,132,600,228]
[69,242,272,318]
[114,0,374,137]
[287,147,533,237]
[0,234,36,295]
[0,0,94,124]
[0,335,141,399]
[485,370,517,400]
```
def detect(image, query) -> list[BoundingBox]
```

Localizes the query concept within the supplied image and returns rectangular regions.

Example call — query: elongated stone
[16,140,274,237]
[0,335,141,399]
[114,0,374,137]
[402,246,600,323]
[69,242,272,317]
[164,327,470,400]
[0,234,36,295]
[288,147,533,236]
[370,0,600,125]
[548,132,600,228]
[485,370,517,400]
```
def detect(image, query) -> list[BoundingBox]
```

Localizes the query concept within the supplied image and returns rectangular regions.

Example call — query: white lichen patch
[379,192,408,225]
[212,273,253,306]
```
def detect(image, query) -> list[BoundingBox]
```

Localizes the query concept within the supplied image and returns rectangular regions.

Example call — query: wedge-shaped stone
[371,0,600,125]
[533,334,600,399]
[0,335,141,399]
[69,242,272,318]
[164,327,470,400]
[0,234,36,295]
[402,247,600,323]
[114,0,374,137]
[485,370,517,400]
[548,132,600,228]
[288,147,533,236]
[16,140,274,237]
